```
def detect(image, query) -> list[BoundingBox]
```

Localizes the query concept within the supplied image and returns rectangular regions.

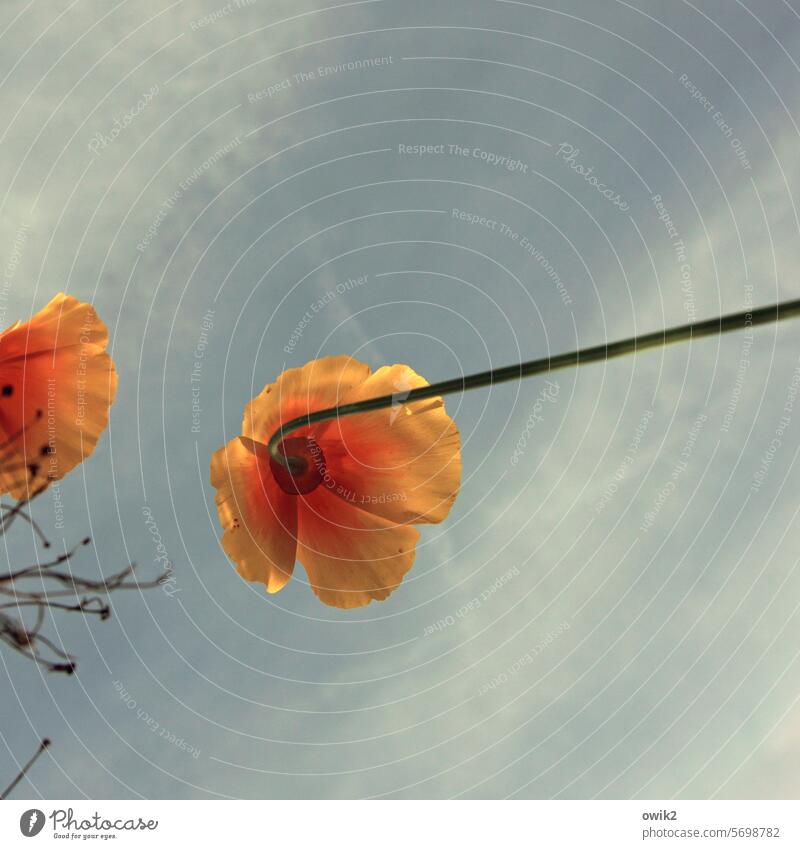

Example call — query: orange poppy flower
[210,356,461,608]
[0,293,117,500]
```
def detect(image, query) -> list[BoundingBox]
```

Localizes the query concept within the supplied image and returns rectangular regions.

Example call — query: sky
[1,0,800,800]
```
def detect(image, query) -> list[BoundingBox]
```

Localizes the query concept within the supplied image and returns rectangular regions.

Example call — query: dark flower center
[269,436,326,495]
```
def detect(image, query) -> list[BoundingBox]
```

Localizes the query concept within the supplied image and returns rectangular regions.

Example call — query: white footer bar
[1,800,797,848]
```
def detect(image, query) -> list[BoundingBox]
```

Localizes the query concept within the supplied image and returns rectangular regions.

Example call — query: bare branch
[0,738,51,800]
[0,493,169,673]
[0,491,168,796]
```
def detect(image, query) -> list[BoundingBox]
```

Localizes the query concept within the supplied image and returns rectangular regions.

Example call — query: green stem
[268,297,800,467]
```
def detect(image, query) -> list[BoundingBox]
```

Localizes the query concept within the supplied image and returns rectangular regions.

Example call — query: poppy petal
[319,364,461,524]
[296,487,420,608]
[210,436,298,593]
[242,355,371,444]
[0,293,117,499]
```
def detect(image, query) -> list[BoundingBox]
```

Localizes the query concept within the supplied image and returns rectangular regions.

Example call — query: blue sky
[2,0,800,799]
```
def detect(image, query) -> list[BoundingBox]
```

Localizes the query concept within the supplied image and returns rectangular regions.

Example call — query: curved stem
[268,297,800,467]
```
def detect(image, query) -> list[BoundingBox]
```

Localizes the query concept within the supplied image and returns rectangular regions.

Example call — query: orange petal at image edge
[0,293,117,500]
